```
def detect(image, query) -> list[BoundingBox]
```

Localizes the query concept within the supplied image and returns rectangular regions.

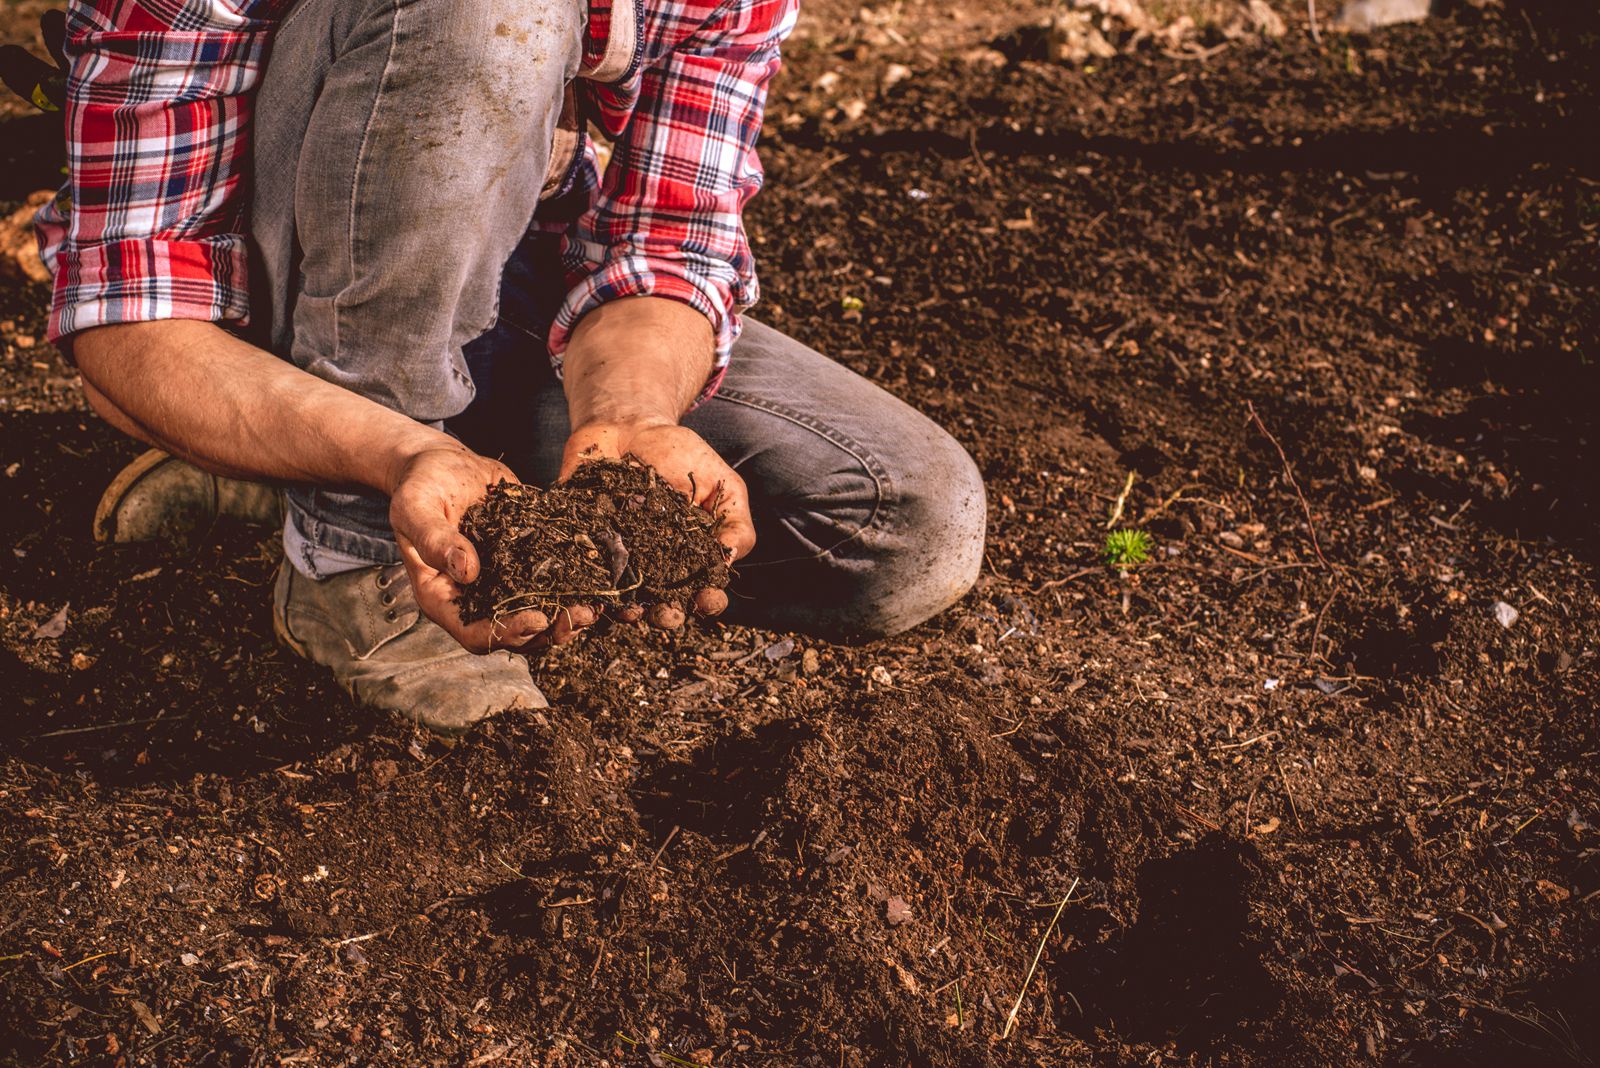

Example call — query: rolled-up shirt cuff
[46,236,252,343]
[548,254,740,406]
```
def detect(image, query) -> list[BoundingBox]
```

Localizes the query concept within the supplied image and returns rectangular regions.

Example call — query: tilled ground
[1,4,1597,1066]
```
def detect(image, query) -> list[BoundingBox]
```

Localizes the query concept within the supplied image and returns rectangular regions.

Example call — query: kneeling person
[30,0,986,732]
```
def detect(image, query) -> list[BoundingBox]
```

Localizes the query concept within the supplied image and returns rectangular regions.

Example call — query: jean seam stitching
[712,387,894,559]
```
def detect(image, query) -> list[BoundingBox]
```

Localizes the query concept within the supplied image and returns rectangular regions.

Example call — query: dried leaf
[130,999,160,1034]
[31,603,68,640]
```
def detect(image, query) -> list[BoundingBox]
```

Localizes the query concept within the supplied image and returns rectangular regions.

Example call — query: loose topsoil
[1,4,1597,1066]
[456,459,730,625]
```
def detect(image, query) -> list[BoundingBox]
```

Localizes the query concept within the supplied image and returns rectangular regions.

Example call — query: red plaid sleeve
[38,1,287,343]
[550,0,799,398]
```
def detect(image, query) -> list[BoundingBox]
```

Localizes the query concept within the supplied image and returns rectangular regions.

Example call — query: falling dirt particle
[870,665,894,687]
[802,648,820,675]
[70,651,94,670]
[1492,601,1519,629]
[371,759,400,787]
[885,896,912,925]
[1252,816,1281,836]
[690,1050,715,1066]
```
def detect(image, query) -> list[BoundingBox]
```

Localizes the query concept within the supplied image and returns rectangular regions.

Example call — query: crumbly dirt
[2,3,1598,1067]
[455,459,731,624]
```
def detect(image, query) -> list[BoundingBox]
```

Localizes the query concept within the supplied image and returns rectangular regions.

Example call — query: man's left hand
[561,418,754,627]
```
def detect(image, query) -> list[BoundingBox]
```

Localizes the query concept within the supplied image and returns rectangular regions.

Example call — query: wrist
[378,427,466,496]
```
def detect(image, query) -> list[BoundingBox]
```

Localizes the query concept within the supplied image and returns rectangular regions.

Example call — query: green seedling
[1103,528,1153,570]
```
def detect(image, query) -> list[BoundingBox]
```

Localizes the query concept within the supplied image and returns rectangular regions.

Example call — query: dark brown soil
[456,458,731,624]
[2,3,1598,1067]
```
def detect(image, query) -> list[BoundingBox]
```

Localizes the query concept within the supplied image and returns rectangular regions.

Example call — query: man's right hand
[387,444,598,653]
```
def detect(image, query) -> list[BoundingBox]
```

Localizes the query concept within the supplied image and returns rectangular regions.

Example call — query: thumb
[395,506,479,584]
[421,527,479,585]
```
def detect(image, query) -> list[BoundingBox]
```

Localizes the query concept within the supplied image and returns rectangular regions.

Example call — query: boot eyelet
[385,609,399,623]
[381,592,396,606]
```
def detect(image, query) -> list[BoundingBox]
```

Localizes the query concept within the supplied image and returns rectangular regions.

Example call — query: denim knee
[859,425,986,637]
[749,420,985,642]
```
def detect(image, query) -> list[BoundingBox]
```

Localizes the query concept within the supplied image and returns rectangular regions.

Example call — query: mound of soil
[456,458,730,624]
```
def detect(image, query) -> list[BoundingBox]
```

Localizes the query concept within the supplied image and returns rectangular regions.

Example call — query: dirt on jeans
[1,2,1598,1066]
[455,459,731,625]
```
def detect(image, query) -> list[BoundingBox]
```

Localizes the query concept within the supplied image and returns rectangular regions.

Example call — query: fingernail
[446,547,470,583]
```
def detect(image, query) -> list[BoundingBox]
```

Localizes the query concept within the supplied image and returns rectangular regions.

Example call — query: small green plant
[1102,528,1153,570]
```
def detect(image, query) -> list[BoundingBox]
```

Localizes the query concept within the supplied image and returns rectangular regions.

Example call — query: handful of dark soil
[455,457,731,625]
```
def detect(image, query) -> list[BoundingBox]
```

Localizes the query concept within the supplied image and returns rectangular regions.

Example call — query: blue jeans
[249,0,984,639]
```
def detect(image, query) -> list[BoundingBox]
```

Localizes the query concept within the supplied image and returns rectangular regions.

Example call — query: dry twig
[1000,877,1081,1040]
[1105,471,1137,530]
[1245,400,1330,569]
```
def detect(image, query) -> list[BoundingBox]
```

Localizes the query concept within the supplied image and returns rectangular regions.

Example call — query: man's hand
[559,296,756,630]
[561,419,754,626]
[388,444,599,652]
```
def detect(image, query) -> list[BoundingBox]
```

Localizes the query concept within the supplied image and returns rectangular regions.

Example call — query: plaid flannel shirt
[36,0,798,391]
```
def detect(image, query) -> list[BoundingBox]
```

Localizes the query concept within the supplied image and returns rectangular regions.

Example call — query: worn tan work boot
[272,561,546,734]
[94,448,285,544]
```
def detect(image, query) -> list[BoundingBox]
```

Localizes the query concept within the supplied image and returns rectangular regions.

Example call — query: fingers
[487,609,550,649]
[400,530,551,653]
[692,588,729,618]
[648,603,686,630]
[548,603,597,645]
[697,471,756,562]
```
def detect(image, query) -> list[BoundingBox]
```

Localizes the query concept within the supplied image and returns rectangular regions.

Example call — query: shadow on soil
[0,415,368,784]
[632,719,814,841]
[1050,837,1290,1054]
[1405,338,1599,565]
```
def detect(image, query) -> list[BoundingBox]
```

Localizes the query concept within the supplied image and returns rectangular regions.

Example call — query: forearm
[561,296,714,432]
[72,320,457,496]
